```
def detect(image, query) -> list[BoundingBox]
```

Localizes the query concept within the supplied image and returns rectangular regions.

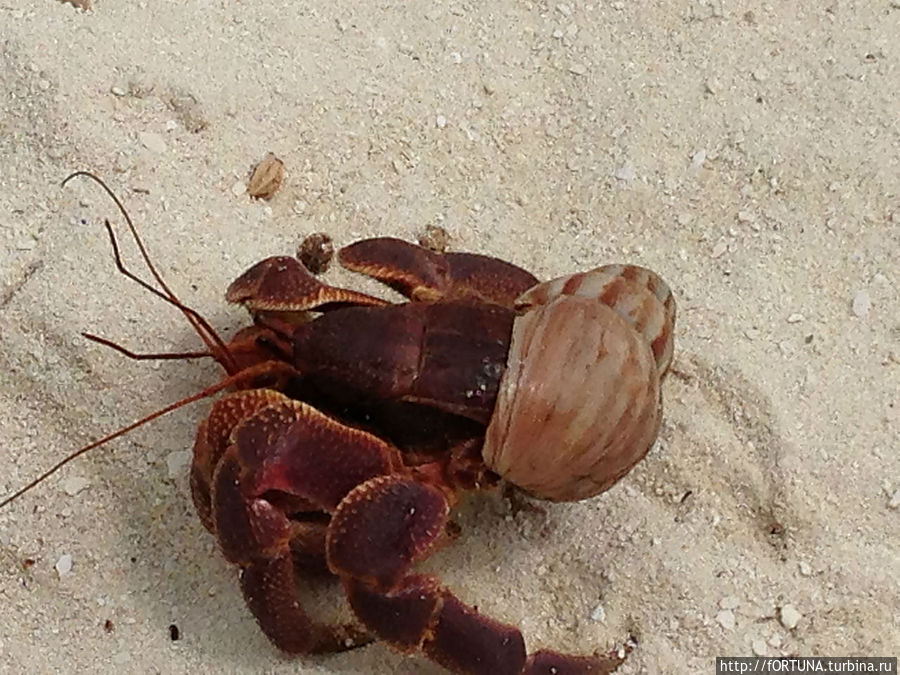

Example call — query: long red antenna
[0,361,297,509]
[61,171,240,374]
[0,172,268,510]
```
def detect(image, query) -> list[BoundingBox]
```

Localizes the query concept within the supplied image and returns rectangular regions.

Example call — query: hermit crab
[195,238,675,674]
[2,174,676,675]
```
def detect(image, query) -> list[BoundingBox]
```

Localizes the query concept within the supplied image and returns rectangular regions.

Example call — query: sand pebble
[799,561,813,576]
[614,163,635,182]
[110,85,126,96]
[435,114,447,129]
[888,490,900,510]
[716,609,735,630]
[55,554,73,577]
[138,131,166,153]
[568,63,587,75]
[851,290,870,317]
[590,604,606,622]
[751,638,768,656]
[231,180,245,197]
[720,595,741,610]
[112,651,131,664]
[691,149,706,167]
[710,241,728,258]
[779,604,802,630]
[63,476,90,496]
[166,450,191,480]
[787,313,804,323]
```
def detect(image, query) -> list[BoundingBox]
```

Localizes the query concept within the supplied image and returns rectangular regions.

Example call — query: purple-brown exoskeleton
[189,236,676,674]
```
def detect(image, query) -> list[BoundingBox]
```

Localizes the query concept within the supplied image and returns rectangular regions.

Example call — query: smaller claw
[226,255,388,312]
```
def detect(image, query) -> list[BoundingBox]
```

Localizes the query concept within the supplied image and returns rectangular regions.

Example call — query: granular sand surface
[0,2,897,673]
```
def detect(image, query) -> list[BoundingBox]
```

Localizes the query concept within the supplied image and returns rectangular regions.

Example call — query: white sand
[1,2,897,673]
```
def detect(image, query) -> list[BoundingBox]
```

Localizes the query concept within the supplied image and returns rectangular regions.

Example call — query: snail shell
[516,264,676,377]
[482,265,675,502]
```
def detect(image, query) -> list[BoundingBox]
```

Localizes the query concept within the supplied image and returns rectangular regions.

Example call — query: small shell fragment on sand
[589,603,606,622]
[55,554,73,577]
[139,131,167,154]
[851,289,870,317]
[247,153,285,200]
[63,476,90,496]
[779,604,802,630]
[716,609,735,630]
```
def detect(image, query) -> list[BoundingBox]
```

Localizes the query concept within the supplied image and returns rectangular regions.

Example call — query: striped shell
[482,265,675,502]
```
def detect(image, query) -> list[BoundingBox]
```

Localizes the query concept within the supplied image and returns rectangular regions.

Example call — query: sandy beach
[1,1,897,673]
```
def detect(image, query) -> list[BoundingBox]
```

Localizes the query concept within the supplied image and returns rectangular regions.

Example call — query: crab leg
[327,475,627,674]
[201,390,406,653]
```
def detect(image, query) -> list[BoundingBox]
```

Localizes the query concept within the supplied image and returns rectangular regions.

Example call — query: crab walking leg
[339,237,539,306]
[204,392,408,653]
[327,476,627,675]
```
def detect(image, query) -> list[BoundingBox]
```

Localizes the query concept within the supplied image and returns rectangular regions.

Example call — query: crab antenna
[95,217,239,373]
[61,171,239,374]
[0,361,297,510]
[82,332,214,361]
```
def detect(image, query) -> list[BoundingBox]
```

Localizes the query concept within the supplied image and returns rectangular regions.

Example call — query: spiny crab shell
[484,264,675,502]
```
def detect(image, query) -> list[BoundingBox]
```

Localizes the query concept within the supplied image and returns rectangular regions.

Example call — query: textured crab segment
[204,395,420,654]
[339,237,539,307]
[230,399,403,512]
[191,389,292,532]
[515,264,676,377]
[326,476,450,589]
[237,548,371,653]
[345,574,533,674]
[291,301,515,423]
[343,574,443,649]
[524,649,626,675]
[484,295,661,502]
[225,255,389,312]
[424,592,527,675]
[211,445,365,653]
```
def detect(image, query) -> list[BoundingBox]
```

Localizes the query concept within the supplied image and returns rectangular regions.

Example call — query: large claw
[340,237,539,307]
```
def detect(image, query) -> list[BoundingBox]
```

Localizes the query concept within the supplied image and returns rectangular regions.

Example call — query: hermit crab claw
[484,265,676,502]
